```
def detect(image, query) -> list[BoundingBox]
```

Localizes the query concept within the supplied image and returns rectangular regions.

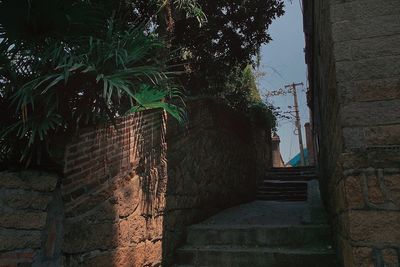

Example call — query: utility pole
[285,82,305,166]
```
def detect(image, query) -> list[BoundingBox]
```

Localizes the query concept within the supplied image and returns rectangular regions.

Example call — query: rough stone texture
[0,171,63,266]
[61,98,271,266]
[303,0,400,265]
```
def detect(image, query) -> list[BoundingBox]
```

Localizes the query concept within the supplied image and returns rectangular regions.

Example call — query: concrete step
[186,224,332,247]
[177,245,336,267]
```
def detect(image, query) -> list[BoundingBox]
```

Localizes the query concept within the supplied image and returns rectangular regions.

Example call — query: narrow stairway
[174,167,337,267]
[256,166,316,201]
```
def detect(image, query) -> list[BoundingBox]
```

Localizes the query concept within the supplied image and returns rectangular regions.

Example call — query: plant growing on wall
[0,0,186,167]
[220,65,277,131]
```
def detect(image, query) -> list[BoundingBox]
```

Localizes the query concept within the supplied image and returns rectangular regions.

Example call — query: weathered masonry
[0,98,271,266]
[303,0,400,266]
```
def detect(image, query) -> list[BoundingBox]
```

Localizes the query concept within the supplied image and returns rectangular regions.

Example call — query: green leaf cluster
[220,65,276,131]
[0,0,186,167]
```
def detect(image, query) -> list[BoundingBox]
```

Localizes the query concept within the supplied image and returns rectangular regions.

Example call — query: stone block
[339,210,400,244]
[366,173,385,205]
[332,15,400,42]
[117,216,162,247]
[63,221,118,254]
[384,173,400,207]
[0,211,47,230]
[344,176,365,209]
[337,237,395,267]
[113,175,141,218]
[342,150,400,170]
[0,229,41,251]
[341,100,400,127]
[352,78,400,102]
[68,241,162,267]
[382,248,399,266]
[0,189,51,211]
[339,77,400,106]
[330,0,400,22]
[336,55,400,83]
[0,172,58,192]
[0,251,35,266]
[333,176,365,214]
[335,35,400,63]
[343,125,400,150]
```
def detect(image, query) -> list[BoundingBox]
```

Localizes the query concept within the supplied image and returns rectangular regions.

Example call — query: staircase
[256,166,317,201]
[174,167,337,267]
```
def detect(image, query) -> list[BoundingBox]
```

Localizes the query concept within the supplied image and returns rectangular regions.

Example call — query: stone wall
[304,0,400,266]
[0,171,63,266]
[60,98,271,266]
[0,98,271,267]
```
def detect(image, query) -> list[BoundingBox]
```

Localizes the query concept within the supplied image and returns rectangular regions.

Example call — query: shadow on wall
[62,110,167,266]
[60,98,271,266]
[161,99,271,265]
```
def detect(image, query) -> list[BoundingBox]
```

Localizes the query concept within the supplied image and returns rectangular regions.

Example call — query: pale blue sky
[259,0,309,163]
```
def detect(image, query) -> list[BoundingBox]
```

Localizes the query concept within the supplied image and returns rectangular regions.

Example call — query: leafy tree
[172,0,285,94]
[129,0,284,94]
[0,0,185,167]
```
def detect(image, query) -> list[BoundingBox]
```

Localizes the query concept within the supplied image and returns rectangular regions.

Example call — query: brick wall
[61,98,271,266]
[304,0,400,266]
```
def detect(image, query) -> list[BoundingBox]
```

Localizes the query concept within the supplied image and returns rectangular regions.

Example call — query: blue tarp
[287,149,309,167]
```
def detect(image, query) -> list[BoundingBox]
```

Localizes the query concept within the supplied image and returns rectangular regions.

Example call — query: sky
[258,0,309,163]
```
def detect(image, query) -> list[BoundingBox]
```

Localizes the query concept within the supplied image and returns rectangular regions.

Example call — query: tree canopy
[129,0,285,93]
[0,0,283,167]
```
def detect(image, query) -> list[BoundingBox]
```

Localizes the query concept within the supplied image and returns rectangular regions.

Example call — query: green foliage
[130,0,284,94]
[0,0,185,167]
[242,65,262,103]
[172,0,207,25]
[171,0,285,93]
[248,102,277,131]
[128,84,186,124]
[220,65,276,131]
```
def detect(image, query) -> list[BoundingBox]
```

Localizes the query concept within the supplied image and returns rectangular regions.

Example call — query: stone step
[267,169,315,173]
[256,193,307,198]
[257,184,307,194]
[263,175,317,181]
[256,195,307,201]
[260,180,309,184]
[258,183,307,189]
[186,224,332,247]
[267,167,316,172]
[264,173,317,180]
[266,173,316,177]
[177,245,336,267]
[257,190,307,195]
